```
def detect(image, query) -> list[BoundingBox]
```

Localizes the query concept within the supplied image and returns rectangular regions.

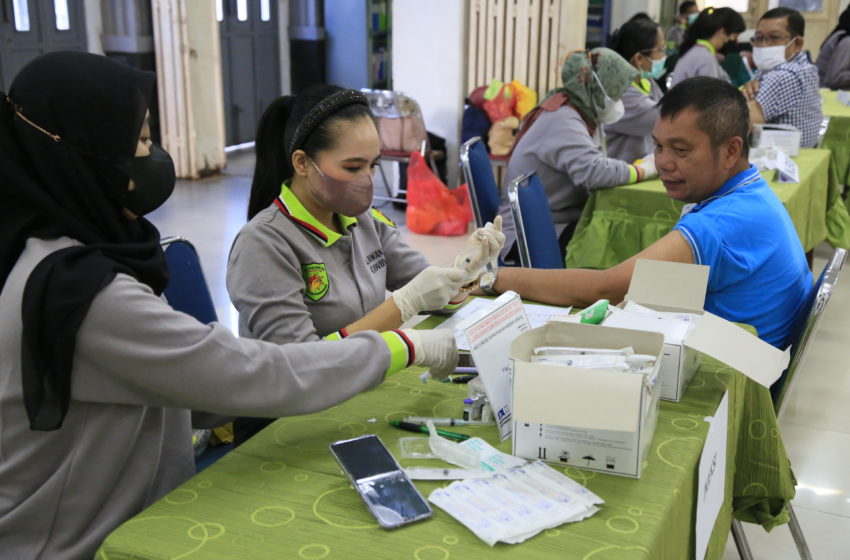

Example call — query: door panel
[219,0,281,146]
[0,0,86,91]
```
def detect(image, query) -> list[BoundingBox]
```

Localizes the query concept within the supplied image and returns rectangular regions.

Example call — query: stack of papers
[429,461,603,546]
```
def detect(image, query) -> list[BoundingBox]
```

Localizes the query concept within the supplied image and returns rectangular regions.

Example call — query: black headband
[288,89,370,155]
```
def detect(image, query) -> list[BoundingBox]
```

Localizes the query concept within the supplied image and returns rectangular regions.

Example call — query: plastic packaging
[426,420,481,469]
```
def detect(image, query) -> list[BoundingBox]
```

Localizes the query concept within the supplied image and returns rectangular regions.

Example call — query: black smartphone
[329,434,432,529]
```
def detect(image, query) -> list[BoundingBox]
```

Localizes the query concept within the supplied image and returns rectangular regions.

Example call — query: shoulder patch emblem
[301,262,330,301]
[371,207,396,228]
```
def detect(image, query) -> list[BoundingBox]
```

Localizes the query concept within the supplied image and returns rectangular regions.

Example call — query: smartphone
[329,434,432,529]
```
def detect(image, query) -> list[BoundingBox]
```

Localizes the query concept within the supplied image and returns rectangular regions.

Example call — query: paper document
[695,391,729,560]
[433,297,571,351]
[429,461,603,546]
[462,292,531,440]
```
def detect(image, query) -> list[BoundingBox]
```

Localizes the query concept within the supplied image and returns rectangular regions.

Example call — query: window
[216,0,224,22]
[778,0,824,11]
[13,0,30,32]
[237,0,247,21]
[54,0,70,31]
[260,0,270,22]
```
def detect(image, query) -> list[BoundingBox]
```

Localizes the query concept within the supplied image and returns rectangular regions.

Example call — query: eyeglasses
[751,34,795,46]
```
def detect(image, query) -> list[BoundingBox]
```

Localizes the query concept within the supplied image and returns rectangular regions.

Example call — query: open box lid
[625,259,709,312]
[510,322,662,433]
[626,259,789,387]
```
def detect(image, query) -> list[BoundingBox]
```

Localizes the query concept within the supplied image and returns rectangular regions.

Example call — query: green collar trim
[697,39,716,55]
[635,78,652,95]
[278,183,357,247]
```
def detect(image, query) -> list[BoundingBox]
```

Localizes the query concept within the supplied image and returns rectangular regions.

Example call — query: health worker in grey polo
[227,86,504,443]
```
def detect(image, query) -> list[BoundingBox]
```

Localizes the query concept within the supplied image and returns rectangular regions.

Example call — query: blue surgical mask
[687,12,698,25]
[641,56,667,80]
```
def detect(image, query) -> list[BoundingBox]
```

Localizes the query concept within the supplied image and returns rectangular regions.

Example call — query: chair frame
[731,247,846,560]
[460,136,487,228]
[507,171,535,268]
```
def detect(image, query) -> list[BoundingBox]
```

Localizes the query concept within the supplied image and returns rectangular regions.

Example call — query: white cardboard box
[605,259,791,401]
[510,321,665,478]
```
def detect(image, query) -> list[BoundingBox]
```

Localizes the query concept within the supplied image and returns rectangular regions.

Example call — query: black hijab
[0,51,169,430]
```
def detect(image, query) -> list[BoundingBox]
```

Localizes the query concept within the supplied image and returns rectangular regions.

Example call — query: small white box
[752,123,801,156]
[607,260,792,401]
[510,321,664,478]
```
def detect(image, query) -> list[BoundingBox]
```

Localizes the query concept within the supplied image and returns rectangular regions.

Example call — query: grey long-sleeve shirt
[497,104,632,257]
[227,187,428,344]
[817,33,850,90]
[604,78,663,163]
[0,237,396,560]
[670,42,731,88]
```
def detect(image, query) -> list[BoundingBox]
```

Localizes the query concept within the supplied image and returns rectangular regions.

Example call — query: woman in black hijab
[0,52,456,559]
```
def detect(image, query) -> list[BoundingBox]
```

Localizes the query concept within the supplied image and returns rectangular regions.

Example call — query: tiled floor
[150,150,850,559]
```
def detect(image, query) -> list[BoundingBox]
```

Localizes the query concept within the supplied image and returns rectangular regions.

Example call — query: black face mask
[125,144,176,215]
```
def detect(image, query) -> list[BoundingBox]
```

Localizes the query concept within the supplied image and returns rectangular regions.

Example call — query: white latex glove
[402,328,458,381]
[393,266,468,322]
[453,215,505,283]
[634,153,657,181]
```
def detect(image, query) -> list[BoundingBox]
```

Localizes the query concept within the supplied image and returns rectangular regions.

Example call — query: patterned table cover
[97,336,794,560]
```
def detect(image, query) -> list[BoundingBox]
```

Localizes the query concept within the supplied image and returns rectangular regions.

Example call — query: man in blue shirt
[481,77,812,349]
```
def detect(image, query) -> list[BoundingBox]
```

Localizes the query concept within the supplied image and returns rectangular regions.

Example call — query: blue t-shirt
[674,165,812,348]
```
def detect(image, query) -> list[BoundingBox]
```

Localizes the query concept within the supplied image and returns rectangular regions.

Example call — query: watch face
[481,270,496,286]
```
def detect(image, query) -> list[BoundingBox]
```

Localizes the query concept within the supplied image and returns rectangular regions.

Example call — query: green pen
[388,420,470,442]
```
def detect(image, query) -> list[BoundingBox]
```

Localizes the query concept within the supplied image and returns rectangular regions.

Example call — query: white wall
[611,0,663,31]
[392,0,466,187]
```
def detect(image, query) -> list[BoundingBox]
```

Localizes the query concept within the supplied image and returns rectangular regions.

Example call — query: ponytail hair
[679,7,745,56]
[609,13,660,64]
[247,84,374,220]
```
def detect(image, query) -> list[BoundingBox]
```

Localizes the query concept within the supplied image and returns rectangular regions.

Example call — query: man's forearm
[493,266,623,308]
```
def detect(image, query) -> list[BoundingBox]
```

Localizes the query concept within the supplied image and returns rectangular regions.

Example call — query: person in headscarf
[817,5,850,89]
[496,47,657,262]
[0,52,460,559]
[226,85,504,444]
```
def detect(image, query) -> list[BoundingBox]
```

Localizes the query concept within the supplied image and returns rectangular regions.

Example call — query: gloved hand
[633,153,657,181]
[453,215,505,283]
[402,328,458,381]
[393,266,468,322]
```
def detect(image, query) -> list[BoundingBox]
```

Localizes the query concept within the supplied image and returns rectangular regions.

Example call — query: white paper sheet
[695,391,729,560]
[463,293,531,440]
[432,297,571,351]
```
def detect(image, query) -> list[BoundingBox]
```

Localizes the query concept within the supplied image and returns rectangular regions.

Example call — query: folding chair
[160,236,218,325]
[731,247,847,560]
[460,136,501,228]
[160,236,232,467]
[361,89,441,203]
[507,171,564,269]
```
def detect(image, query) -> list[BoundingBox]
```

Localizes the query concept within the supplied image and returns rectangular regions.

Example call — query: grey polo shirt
[605,78,663,163]
[227,184,429,344]
[670,40,731,88]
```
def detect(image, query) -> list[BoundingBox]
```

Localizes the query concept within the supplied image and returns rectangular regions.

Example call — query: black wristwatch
[479,267,501,296]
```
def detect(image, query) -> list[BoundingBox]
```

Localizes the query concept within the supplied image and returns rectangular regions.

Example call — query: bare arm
[344,298,403,334]
[492,230,694,307]
[748,99,766,126]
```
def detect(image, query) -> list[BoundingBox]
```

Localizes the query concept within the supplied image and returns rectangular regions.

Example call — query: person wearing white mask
[606,13,666,163]
[742,7,822,148]
[495,48,658,262]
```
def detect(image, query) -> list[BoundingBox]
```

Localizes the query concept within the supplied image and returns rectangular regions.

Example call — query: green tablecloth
[567,148,850,270]
[821,89,850,187]
[97,352,794,559]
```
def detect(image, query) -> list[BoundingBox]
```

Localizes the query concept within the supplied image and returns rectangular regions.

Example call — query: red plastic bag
[405,151,472,236]
[482,80,516,123]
